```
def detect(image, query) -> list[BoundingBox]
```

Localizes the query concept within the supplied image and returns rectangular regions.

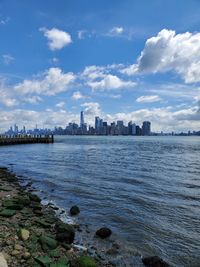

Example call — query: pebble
[14,244,23,251]
[19,229,30,241]
[11,250,20,256]
[23,252,31,259]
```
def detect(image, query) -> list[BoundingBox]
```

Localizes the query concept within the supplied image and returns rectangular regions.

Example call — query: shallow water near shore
[0,136,200,266]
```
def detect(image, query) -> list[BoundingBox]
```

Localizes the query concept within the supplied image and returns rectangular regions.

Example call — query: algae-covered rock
[19,228,30,241]
[2,199,23,210]
[78,256,97,267]
[50,256,70,267]
[48,249,60,258]
[34,218,51,228]
[55,222,75,244]
[0,209,16,217]
[39,235,58,251]
[34,255,52,266]
[14,195,31,206]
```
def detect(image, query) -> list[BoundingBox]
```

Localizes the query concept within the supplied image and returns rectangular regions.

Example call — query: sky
[0,0,200,132]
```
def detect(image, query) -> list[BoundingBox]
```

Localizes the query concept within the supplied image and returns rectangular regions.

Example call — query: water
[0,136,200,266]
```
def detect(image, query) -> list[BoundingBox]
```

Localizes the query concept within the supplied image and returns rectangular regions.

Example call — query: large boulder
[55,222,75,244]
[96,227,112,239]
[70,205,80,216]
[142,256,170,267]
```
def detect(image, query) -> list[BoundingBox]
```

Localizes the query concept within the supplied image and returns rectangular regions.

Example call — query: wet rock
[0,252,8,267]
[55,222,75,244]
[70,205,80,216]
[78,256,97,267]
[142,256,170,267]
[28,193,41,203]
[106,248,118,255]
[0,209,16,217]
[30,202,42,210]
[33,209,43,216]
[39,235,58,251]
[96,227,112,239]
[19,229,30,241]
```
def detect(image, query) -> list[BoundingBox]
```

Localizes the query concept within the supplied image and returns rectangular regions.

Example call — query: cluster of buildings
[3,111,200,136]
[4,124,52,136]
[55,111,151,136]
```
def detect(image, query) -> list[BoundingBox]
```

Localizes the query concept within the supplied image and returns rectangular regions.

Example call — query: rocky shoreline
[0,167,116,267]
[0,167,171,267]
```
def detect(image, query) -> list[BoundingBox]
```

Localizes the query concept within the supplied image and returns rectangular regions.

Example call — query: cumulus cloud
[14,67,75,96]
[122,29,200,83]
[2,54,14,65]
[88,74,135,90]
[136,95,162,103]
[82,65,136,90]
[71,91,86,100]
[40,27,72,50]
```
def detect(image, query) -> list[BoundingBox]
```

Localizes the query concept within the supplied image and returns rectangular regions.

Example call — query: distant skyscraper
[142,121,151,136]
[80,111,84,128]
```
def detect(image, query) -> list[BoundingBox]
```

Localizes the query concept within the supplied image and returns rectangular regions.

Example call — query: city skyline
[3,111,200,136]
[0,1,200,132]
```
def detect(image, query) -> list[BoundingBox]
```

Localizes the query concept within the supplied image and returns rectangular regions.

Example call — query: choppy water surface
[0,136,200,266]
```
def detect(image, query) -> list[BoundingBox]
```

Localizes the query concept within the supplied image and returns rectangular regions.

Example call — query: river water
[0,136,200,266]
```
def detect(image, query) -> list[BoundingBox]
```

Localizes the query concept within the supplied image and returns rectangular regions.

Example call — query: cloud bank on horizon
[0,0,200,132]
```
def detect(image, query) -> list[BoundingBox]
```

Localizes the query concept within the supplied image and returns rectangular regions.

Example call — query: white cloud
[136,95,162,103]
[14,67,75,96]
[71,91,86,100]
[40,27,72,50]
[122,29,200,83]
[55,101,65,108]
[23,96,42,104]
[82,65,136,90]
[81,102,101,115]
[2,54,14,65]
[107,26,124,37]
[88,74,136,90]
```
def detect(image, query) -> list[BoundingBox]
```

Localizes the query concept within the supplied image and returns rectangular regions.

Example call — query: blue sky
[0,0,200,132]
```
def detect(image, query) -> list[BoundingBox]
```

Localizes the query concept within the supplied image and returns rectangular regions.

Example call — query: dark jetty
[0,135,54,146]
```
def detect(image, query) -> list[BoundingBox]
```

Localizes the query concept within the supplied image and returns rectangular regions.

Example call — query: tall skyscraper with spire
[80,111,84,128]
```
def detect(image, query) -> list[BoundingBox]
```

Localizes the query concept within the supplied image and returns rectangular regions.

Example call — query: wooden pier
[0,135,54,146]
